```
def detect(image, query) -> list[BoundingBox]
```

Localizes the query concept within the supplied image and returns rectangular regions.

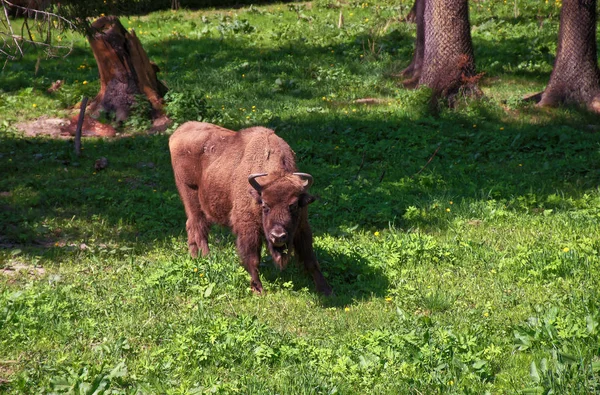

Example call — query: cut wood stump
[86,16,168,124]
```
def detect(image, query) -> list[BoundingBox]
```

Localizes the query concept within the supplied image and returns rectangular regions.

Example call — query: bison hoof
[189,244,199,258]
[319,285,334,297]
[189,243,209,258]
[251,281,264,294]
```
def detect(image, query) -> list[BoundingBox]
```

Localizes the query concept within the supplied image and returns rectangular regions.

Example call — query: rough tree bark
[86,16,168,124]
[400,0,424,87]
[402,0,479,101]
[419,0,477,98]
[537,0,600,112]
[405,0,417,23]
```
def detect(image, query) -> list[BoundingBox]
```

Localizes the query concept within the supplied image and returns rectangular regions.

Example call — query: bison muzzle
[169,122,332,296]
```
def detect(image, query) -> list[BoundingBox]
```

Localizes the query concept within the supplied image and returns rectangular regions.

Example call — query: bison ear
[249,188,262,204]
[298,193,316,207]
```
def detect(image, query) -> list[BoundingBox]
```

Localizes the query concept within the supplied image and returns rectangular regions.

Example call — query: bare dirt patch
[14,116,70,138]
[14,115,118,138]
[1,261,46,277]
[13,114,169,138]
[0,359,19,387]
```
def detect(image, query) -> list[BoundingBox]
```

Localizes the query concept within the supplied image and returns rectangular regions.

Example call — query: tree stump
[86,16,168,124]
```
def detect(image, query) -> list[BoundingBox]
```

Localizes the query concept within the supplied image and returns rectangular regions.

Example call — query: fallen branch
[411,144,440,179]
[0,0,75,60]
[74,96,88,156]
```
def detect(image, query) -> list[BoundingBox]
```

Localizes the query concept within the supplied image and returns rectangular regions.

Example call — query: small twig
[74,96,88,156]
[411,145,441,179]
[1,1,75,30]
[1,0,75,60]
[378,169,386,183]
[353,150,366,180]
[2,1,23,58]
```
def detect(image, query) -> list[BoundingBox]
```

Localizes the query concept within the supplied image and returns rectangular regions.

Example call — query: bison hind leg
[186,218,210,258]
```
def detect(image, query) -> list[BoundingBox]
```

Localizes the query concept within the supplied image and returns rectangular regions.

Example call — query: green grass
[1,0,600,393]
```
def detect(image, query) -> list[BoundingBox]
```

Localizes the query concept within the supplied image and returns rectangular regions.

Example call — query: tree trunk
[419,0,477,99]
[401,0,424,87]
[538,0,600,112]
[405,0,417,23]
[86,16,167,123]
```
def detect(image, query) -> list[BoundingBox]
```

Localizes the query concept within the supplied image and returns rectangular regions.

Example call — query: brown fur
[169,122,332,295]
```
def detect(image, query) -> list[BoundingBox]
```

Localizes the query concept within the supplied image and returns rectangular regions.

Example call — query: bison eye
[262,204,270,213]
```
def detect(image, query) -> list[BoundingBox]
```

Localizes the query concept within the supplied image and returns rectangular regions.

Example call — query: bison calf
[169,122,332,296]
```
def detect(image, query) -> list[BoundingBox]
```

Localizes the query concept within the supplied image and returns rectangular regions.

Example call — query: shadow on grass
[2,102,600,248]
[259,244,389,304]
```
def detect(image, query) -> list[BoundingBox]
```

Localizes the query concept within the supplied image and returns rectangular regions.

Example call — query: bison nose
[270,230,287,247]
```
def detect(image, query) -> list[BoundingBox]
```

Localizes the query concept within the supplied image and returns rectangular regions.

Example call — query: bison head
[248,172,316,269]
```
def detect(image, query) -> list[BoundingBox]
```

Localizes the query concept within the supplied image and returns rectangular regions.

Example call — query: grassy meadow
[1,0,600,393]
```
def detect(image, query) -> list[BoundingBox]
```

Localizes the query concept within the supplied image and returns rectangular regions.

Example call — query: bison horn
[248,173,268,192]
[293,172,313,189]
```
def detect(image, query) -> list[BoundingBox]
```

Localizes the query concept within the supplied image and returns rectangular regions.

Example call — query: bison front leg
[294,223,333,296]
[235,231,264,294]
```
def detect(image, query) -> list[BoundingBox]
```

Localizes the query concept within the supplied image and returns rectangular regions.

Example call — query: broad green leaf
[530,361,540,383]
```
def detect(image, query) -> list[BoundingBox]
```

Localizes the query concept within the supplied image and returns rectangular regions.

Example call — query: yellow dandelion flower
[483,312,489,317]
[82,81,88,85]
[563,247,569,252]
[449,201,453,205]
[473,124,477,128]
[446,208,451,212]
[32,103,37,108]
[374,231,380,237]
[500,127,504,131]
[344,307,350,312]
[194,268,198,272]
[385,297,392,302]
